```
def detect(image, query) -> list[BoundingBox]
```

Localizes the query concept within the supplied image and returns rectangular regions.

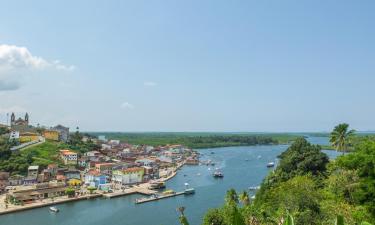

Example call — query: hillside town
[0,113,199,213]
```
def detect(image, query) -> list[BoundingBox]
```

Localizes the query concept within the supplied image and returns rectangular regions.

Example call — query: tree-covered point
[90,132,300,149]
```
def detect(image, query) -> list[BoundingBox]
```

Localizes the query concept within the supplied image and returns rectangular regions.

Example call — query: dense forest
[178,134,375,224]
[92,132,298,148]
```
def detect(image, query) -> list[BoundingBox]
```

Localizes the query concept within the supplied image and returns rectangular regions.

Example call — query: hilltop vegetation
[91,132,299,149]
[0,131,100,175]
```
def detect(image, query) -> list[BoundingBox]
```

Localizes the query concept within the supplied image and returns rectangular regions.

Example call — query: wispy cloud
[120,102,134,110]
[143,81,157,87]
[0,44,75,71]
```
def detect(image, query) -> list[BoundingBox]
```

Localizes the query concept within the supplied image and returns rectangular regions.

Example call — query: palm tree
[177,206,190,225]
[239,191,250,206]
[225,188,239,205]
[330,123,355,154]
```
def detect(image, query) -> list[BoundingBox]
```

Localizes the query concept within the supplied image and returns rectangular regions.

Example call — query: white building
[112,167,144,185]
[109,140,120,145]
[9,131,20,140]
[101,144,111,150]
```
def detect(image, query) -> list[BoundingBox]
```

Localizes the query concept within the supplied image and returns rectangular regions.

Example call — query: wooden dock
[135,192,186,204]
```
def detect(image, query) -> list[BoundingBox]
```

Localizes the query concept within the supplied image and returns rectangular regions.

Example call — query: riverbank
[0,193,102,215]
[0,161,186,216]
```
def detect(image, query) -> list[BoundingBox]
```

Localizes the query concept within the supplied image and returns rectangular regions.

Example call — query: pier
[103,187,157,198]
[135,192,185,204]
[135,188,195,204]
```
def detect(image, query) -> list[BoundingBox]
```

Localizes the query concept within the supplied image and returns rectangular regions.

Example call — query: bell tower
[25,113,29,125]
[10,112,15,126]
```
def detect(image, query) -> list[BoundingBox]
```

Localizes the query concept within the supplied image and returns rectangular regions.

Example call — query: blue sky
[0,0,374,132]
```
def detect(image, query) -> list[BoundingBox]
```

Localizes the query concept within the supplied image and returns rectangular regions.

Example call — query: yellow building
[19,132,39,143]
[68,179,82,186]
[44,130,60,141]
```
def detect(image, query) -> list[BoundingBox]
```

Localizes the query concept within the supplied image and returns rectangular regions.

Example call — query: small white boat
[49,206,59,213]
[257,155,262,159]
[197,173,201,176]
[248,186,260,191]
[267,162,275,168]
[184,188,195,195]
[213,169,224,178]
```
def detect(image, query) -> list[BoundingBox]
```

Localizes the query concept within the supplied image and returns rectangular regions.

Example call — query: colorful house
[95,163,116,174]
[44,130,60,141]
[84,170,106,188]
[60,150,78,165]
[112,167,144,185]
[19,132,39,143]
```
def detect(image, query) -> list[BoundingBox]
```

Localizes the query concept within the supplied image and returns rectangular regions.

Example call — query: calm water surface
[0,138,338,225]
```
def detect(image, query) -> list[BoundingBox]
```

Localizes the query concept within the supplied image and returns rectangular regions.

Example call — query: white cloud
[120,102,134,110]
[0,44,75,71]
[144,81,157,87]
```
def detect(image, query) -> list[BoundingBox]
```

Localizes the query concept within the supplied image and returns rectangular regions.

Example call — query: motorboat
[49,206,59,213]
[213,170,224,178]
[267,162,275,168]
[184,188,195,195]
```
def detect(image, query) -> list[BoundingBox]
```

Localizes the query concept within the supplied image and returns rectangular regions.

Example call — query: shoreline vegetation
[89,132,302,149]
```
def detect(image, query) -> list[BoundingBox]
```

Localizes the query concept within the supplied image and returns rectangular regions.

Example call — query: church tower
[25,113,29,125]
[10,112,15,126]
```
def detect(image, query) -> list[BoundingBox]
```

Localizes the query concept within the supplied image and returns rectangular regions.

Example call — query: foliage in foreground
[187,135,375,225]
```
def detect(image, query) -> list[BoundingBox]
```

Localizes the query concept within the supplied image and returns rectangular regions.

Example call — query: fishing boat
[49,206,59,213]
[213,169,224,178]
[267,162,275,168]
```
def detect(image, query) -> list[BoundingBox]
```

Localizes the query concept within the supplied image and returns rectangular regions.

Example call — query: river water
[0,137,338,225]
